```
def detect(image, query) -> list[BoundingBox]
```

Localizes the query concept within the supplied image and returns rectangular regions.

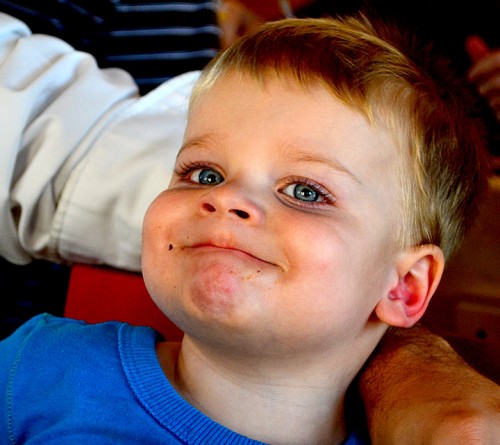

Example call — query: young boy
[0,14,489,445]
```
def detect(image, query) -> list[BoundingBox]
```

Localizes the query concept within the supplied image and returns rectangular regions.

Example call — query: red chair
[64,264,184,341]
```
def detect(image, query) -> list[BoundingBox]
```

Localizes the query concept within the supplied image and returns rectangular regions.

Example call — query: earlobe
[375,245,445,328]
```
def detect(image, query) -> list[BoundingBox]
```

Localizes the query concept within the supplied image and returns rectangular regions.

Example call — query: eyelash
[173,161,218,182]
[173,161,336,207]
[280,176,336,207]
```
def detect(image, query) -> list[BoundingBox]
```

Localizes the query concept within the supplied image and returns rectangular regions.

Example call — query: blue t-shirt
[0,314,367,444]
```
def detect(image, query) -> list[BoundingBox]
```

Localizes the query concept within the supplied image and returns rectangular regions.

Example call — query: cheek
[283,229,346,303]
[142,200,168,260]
[281,220,375,315]
[142,190,184,248]
[285,220,347,273]
[141,193,182,290]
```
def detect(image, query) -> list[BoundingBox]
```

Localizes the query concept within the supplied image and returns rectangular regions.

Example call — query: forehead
[188,72,399,162]
[185,72,402,201]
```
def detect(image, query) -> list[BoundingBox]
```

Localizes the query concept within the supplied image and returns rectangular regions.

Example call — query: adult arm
[0,12,197,271]
[359,325,500,444]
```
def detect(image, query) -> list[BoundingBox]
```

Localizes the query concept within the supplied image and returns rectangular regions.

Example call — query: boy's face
[142,73,404,361]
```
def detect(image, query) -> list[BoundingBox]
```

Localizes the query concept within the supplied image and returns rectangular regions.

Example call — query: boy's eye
[190,168,224,185]
[280,178,335,206]
[283,183,321,202]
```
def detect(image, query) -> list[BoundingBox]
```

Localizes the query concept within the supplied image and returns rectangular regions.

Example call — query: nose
[198,183,264,223]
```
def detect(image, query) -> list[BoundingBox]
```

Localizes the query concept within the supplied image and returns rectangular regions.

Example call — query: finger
[465,35,490,63]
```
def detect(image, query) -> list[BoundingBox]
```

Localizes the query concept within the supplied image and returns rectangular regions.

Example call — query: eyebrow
[178,135,361,185]
[284,146,362,185]
[177,135,216,157]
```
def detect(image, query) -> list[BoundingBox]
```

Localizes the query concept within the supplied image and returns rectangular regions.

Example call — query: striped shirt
[0,0,221,93]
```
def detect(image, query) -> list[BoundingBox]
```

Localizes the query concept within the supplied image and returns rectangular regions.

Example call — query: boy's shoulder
[0,315,175,444]
[0,315,156,408]
[8,312,96,334]
[0,313,156,379]
[4,313,126,348]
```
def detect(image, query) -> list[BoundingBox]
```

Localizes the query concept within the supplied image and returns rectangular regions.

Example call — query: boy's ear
[375,244,445,328]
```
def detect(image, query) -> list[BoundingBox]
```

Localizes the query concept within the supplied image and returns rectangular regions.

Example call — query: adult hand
[216,0,316,50]
[466,35,500,123]
[217,1,265,50]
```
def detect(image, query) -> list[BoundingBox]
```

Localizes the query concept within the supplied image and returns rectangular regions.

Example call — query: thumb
[465,35,490,63]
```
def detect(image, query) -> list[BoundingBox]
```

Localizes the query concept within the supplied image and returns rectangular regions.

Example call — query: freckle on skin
[169,244,173,251]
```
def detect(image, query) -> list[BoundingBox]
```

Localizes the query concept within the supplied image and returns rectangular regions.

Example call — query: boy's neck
[156,337,349,445]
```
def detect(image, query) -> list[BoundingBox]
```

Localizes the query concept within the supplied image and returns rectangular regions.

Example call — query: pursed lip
[186,241,282,269]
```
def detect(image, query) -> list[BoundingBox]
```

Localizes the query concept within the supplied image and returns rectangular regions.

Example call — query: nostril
[232,209,249,219]
[201,201,250,219]
[202,203,216,212]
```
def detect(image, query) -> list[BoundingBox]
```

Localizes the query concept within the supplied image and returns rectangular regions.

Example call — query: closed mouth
[189,243,280,269]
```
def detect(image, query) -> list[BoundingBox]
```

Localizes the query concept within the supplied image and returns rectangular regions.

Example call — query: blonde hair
[190,15,489,260]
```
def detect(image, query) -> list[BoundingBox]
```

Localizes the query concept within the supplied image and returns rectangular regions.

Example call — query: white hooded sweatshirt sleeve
[0,12,197,272]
